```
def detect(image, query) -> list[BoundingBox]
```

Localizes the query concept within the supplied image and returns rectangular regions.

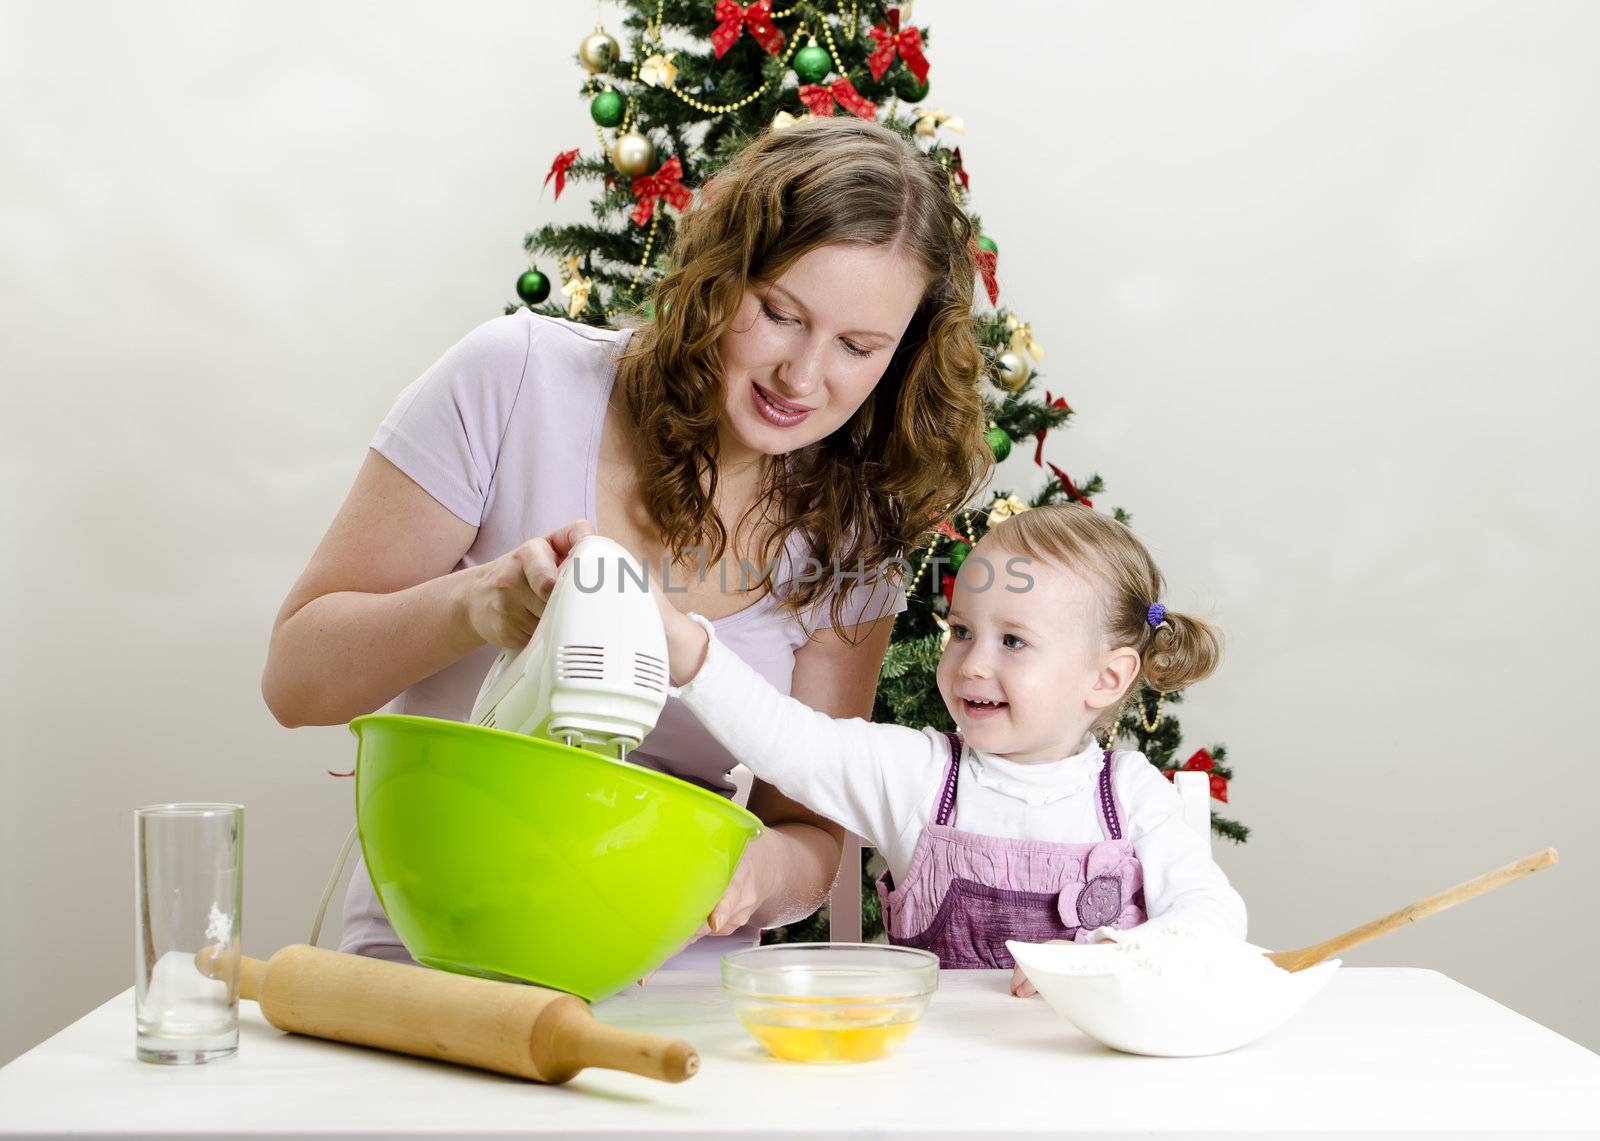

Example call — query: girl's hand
[454,520,595,649]
[652,575,711,686]
[1010,938,1077,998]
[1010,962,1038,998]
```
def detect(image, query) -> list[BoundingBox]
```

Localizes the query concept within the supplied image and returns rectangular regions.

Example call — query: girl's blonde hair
[613,116,992,638]
[987,505,1221,728]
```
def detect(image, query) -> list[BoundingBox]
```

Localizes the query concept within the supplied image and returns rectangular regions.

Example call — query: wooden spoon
[1265,847,1558,973]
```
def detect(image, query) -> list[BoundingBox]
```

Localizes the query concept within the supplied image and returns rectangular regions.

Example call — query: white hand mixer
[310,534,670,945]
[468,534,670,760]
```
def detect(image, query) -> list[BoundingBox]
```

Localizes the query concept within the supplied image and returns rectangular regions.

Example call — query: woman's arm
[262,450,586,727]
[700,613,897,934]
[263,451,480,726]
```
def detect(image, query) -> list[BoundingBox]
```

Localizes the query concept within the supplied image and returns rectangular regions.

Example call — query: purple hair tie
[1146,603,1167,628]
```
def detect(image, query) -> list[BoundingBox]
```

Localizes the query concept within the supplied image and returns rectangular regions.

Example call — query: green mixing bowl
[349,714,763,1001]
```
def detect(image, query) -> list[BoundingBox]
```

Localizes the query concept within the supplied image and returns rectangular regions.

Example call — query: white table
[3,969,1598,1139]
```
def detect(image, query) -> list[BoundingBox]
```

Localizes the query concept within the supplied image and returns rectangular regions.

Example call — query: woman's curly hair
[614,116,992,639]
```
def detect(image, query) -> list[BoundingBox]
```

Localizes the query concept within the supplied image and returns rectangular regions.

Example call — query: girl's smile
[959,697,1008,720]
[935,539,1122,765]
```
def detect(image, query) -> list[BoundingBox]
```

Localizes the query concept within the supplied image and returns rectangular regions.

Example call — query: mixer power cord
[310,823,359,947]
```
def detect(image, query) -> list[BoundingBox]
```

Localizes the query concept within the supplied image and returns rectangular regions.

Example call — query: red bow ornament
[797,77,878,119]
[712,0,785,58]
[544,148,580,200]
[970,239,999,306]
[1046,461,1093,508]
[630,156,693,227]
[950,146,970,191]
[867,8,929,83]
[1033,391,1073,466]
[1162,748,1230,803]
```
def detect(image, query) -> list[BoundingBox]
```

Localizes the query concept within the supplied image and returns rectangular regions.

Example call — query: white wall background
[4,0,1596,1065]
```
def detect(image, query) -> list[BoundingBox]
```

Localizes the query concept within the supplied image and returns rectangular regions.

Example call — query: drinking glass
[133,803,243,1063]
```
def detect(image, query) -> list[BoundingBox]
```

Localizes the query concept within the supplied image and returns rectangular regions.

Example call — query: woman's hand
[636,830,783,986]
[693,829,783,945]
[648,829,783,979]
[453,519,595,649]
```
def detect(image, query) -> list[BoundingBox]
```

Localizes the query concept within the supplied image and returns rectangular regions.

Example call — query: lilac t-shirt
[339,310,905,968]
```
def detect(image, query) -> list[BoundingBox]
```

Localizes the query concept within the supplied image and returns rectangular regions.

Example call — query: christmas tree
[512,0,1247,943]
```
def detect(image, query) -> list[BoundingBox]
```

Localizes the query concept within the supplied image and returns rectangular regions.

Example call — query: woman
[262,116,993,967]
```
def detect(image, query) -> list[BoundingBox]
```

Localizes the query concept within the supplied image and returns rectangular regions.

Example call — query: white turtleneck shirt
[672,615,1247,939]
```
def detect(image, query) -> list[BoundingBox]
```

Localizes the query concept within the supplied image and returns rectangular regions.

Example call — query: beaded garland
[564,0,947,319]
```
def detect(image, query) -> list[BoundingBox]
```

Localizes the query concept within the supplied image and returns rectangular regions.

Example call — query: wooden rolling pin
[196,943,697,1084]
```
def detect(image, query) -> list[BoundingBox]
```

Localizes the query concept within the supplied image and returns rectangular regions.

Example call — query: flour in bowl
[1063,922,1281,982]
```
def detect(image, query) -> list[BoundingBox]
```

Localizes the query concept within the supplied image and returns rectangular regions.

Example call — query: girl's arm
[663,604,939,863]
[1118,757,1249,938]
[709,619,889,933]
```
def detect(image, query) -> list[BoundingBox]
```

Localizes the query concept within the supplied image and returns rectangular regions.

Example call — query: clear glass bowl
[721,942,939,1063]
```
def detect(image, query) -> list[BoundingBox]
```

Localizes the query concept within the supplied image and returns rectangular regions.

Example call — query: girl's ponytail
[985,505,1223,731]
[1142,611,1222,693]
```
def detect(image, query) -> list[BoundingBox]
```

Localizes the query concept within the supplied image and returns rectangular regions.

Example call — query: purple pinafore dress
[875,732,1147,969]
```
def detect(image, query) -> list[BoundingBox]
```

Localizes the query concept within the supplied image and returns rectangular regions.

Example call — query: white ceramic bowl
[1007,938,1339,1057]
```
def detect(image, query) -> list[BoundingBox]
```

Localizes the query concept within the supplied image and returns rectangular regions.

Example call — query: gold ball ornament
[995,350,1032,391]
[579,28,620,73]
[611,131,655,177]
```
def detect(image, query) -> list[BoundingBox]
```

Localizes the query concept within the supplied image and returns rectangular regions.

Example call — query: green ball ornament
[515,269,551,305]
[896,72,929,103]
[984,425,1012,462]
[590,89,625,128]
[793,42,831,85]
[976,234,999,256]
[947,542,971,572]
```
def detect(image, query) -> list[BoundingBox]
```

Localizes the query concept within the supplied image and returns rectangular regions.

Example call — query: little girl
[657,503,1246,995]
